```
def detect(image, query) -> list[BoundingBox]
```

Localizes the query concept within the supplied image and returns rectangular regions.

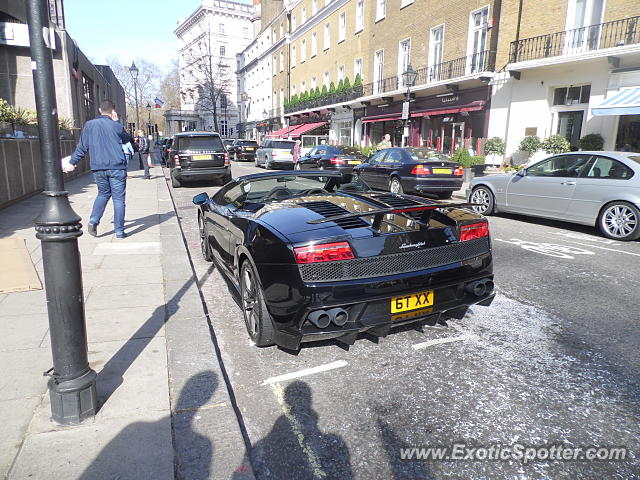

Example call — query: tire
[436,191,453,199]
[170,170,181,188]
[470,186,495,216]
[198,214,213,262]
[240,261,275,347]
[389,177,404,194]
[598,201,640,241]
[265,157,271,170]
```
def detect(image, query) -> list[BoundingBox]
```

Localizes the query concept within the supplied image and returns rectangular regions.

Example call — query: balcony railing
[510,15,640,63]
[362,51,495,97]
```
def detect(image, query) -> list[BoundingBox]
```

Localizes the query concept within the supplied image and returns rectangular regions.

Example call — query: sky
[63,0,203,71]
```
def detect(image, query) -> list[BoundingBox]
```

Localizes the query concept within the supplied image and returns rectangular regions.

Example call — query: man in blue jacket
[64,100,131,238]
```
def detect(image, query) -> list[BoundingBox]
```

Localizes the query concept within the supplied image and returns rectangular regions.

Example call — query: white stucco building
[168,0,252,136]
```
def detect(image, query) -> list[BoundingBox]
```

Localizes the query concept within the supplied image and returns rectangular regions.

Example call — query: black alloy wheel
[198,214,213,262]
[240,261,275,347]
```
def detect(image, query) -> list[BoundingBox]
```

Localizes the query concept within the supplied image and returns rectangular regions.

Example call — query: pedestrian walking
[122,138,134,164]
[292,139,301,165]
[63,100,130,238]
[376,134,391,151]
[137,130,150,179]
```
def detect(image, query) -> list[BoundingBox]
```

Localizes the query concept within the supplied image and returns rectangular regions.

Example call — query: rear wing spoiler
[307,203,477,230]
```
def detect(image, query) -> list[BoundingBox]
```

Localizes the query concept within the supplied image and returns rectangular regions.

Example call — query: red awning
[266,127,291,138]
[362,113,402,123]
[287,121,327,137]
[411,101,486,118]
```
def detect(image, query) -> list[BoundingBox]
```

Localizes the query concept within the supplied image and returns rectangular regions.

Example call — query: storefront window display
[616,115,640,152]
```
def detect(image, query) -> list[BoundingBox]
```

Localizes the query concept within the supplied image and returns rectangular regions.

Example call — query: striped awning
[593,87,640,116]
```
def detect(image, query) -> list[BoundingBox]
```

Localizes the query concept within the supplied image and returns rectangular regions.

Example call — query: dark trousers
[137,152,150,178]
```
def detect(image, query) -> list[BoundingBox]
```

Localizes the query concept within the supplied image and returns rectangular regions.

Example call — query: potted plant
[453,148,485,182]
[352,74,363,96]
[484,136,506,165]
[541,134,571,154]
[579,133,604,151]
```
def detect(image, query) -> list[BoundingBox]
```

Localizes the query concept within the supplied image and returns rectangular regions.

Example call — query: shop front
[593,85,640,152]
[363,87,490,154]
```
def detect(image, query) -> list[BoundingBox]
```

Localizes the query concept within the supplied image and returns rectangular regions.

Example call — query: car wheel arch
[596,199,640,227]
[471,183,500,213]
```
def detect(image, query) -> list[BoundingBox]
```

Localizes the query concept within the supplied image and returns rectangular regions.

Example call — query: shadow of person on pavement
[234,381,352,480]
[80,371,216,480]
[377,418,436,480]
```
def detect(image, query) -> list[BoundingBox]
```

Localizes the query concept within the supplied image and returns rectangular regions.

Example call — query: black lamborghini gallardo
[193,171,494,349]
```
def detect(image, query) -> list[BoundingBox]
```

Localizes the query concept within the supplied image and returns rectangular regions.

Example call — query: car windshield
[272,141,296,149]
[239,141,258,147]
[408,149,451,162]
[178,136,223,151]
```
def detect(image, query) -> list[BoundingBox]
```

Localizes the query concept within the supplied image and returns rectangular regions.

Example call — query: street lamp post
[146,102,152,137]
[240,92,248,139]
[262,109,268,141]
[129,62,140,133]
[401,64,418,147]
[26,0,97,424]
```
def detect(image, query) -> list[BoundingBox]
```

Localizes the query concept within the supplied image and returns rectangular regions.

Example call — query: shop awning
[593,87,640,116]
[265,127,291,138]
[411,100,486,118]
[362,113,402,123]
[286,121,327,137]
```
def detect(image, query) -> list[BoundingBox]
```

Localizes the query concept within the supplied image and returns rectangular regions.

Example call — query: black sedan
[232,139,259,162]
[353,147,464,199]
[295,145,366,175]
[193,171,494,350]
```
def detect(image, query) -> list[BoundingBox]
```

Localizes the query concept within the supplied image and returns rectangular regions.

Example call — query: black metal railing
[510,15,640,63]
[362,50,495,97]
[284,88,363,114]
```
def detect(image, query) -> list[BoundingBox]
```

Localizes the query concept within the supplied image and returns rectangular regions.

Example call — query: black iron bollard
[26,0,97,424]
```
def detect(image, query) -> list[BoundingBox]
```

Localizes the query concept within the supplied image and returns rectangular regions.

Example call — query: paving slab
[0,313,49,352]
[0,397,42,479]
[85,283,164,310]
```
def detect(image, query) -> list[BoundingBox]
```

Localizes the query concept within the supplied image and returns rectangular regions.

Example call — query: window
[355,0,364,32]
[338,65,345,81]
[243,27,249,38]
[301,39,307,62]
[291,14,296,30]
[280,23,284,38]
[587,156,634,179]
[556,111,584,148]
[279,51,284,72]
[467,6,489,73]
[219,23,225,33]
[429,25,444,81]
[312,0,317,15]
[398,38,411,87]
[376,0,385,21]
[323,71,330,86]
[273,29,277,42]
[273,56,277,75]
[553,85,591,105]
[527,154,591,177]
[311,32,318,56]
[302,7,307,23]
[354,58,363,80]
[301,81,306,92]
[311,76,317,89]
[324,23,330,50]
[292,84,297,96]
[82,73,94,122]
[220,94,228,109]
[220,120,228,136]
[292,45,297,67]
[220,45,226,57]
[373,49,384,94]
[339,12,346,42]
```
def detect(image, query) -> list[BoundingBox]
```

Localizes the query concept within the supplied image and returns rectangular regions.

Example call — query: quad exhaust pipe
[465,278,494,297]
[307,308,349,328]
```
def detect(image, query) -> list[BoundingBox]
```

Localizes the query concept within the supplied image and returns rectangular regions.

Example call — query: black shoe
[88,223,97,237]
[115,232,127,239]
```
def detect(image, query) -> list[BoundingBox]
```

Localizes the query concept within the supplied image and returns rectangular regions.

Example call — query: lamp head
[129,61,139,80]
[402,64,418,87]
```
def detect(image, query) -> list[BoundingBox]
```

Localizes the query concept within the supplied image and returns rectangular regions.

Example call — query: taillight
[329,157,345,165]
[294,242,355,264]
[224,152,229,165]
[411,164,431,176]
[271,151,278,156]
[453,167,464,176]
[460,222,489,241]
[173,155,180,167]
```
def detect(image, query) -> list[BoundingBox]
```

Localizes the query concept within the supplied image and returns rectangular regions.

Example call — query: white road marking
[559,240,640,257]
[261,360,348,386]
[272,383,327,479]
[494,238,594,259]
[551,231,620,245]
[412,335,469,350]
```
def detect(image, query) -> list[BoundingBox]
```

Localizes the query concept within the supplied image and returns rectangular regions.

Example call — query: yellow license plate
[246,147,254,151]
[193,154,211,160]
[432,168,451,174]
[391,290,434,313]
[349,160,361,165]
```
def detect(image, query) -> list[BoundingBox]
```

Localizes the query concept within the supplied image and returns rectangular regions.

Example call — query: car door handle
[561,181,576,186]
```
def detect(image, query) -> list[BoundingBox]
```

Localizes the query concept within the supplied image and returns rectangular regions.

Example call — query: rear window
[335,146,362,155]
[408,149,451,162]
[239,141,258,147]
[178,136,223,151]
[272,141,296,149]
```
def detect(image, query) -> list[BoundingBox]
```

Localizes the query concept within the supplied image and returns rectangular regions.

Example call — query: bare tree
[179,23,231,133]
[159,60,180,110]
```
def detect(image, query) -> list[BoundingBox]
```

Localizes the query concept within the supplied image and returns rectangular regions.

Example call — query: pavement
[0,154,254,480]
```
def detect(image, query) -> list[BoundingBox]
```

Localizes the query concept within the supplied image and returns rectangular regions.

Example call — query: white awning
[592,87,640,116]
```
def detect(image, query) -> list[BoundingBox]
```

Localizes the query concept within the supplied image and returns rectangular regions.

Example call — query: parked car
[192,171,494,348]
[161,136,174,166]
[255,139,296,169]
[167,132,231,188]
[223,139,235,153]
[468,151,640,241]
[295,145,367,176]
[352,147,464,199]
[232,139,259,162]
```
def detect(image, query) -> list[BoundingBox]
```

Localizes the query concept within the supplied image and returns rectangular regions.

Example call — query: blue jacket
[70,115,130,170]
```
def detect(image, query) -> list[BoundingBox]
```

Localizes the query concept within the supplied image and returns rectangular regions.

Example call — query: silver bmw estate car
[467,151,640,241]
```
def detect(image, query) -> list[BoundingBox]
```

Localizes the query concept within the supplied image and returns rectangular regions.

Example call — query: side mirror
[192,192,210,206]
[516,168,526,177]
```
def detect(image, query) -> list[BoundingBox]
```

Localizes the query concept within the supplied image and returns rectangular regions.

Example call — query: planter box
[471,164,487,177]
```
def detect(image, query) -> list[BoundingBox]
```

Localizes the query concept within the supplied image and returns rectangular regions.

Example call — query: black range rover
[168,132,231,188]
